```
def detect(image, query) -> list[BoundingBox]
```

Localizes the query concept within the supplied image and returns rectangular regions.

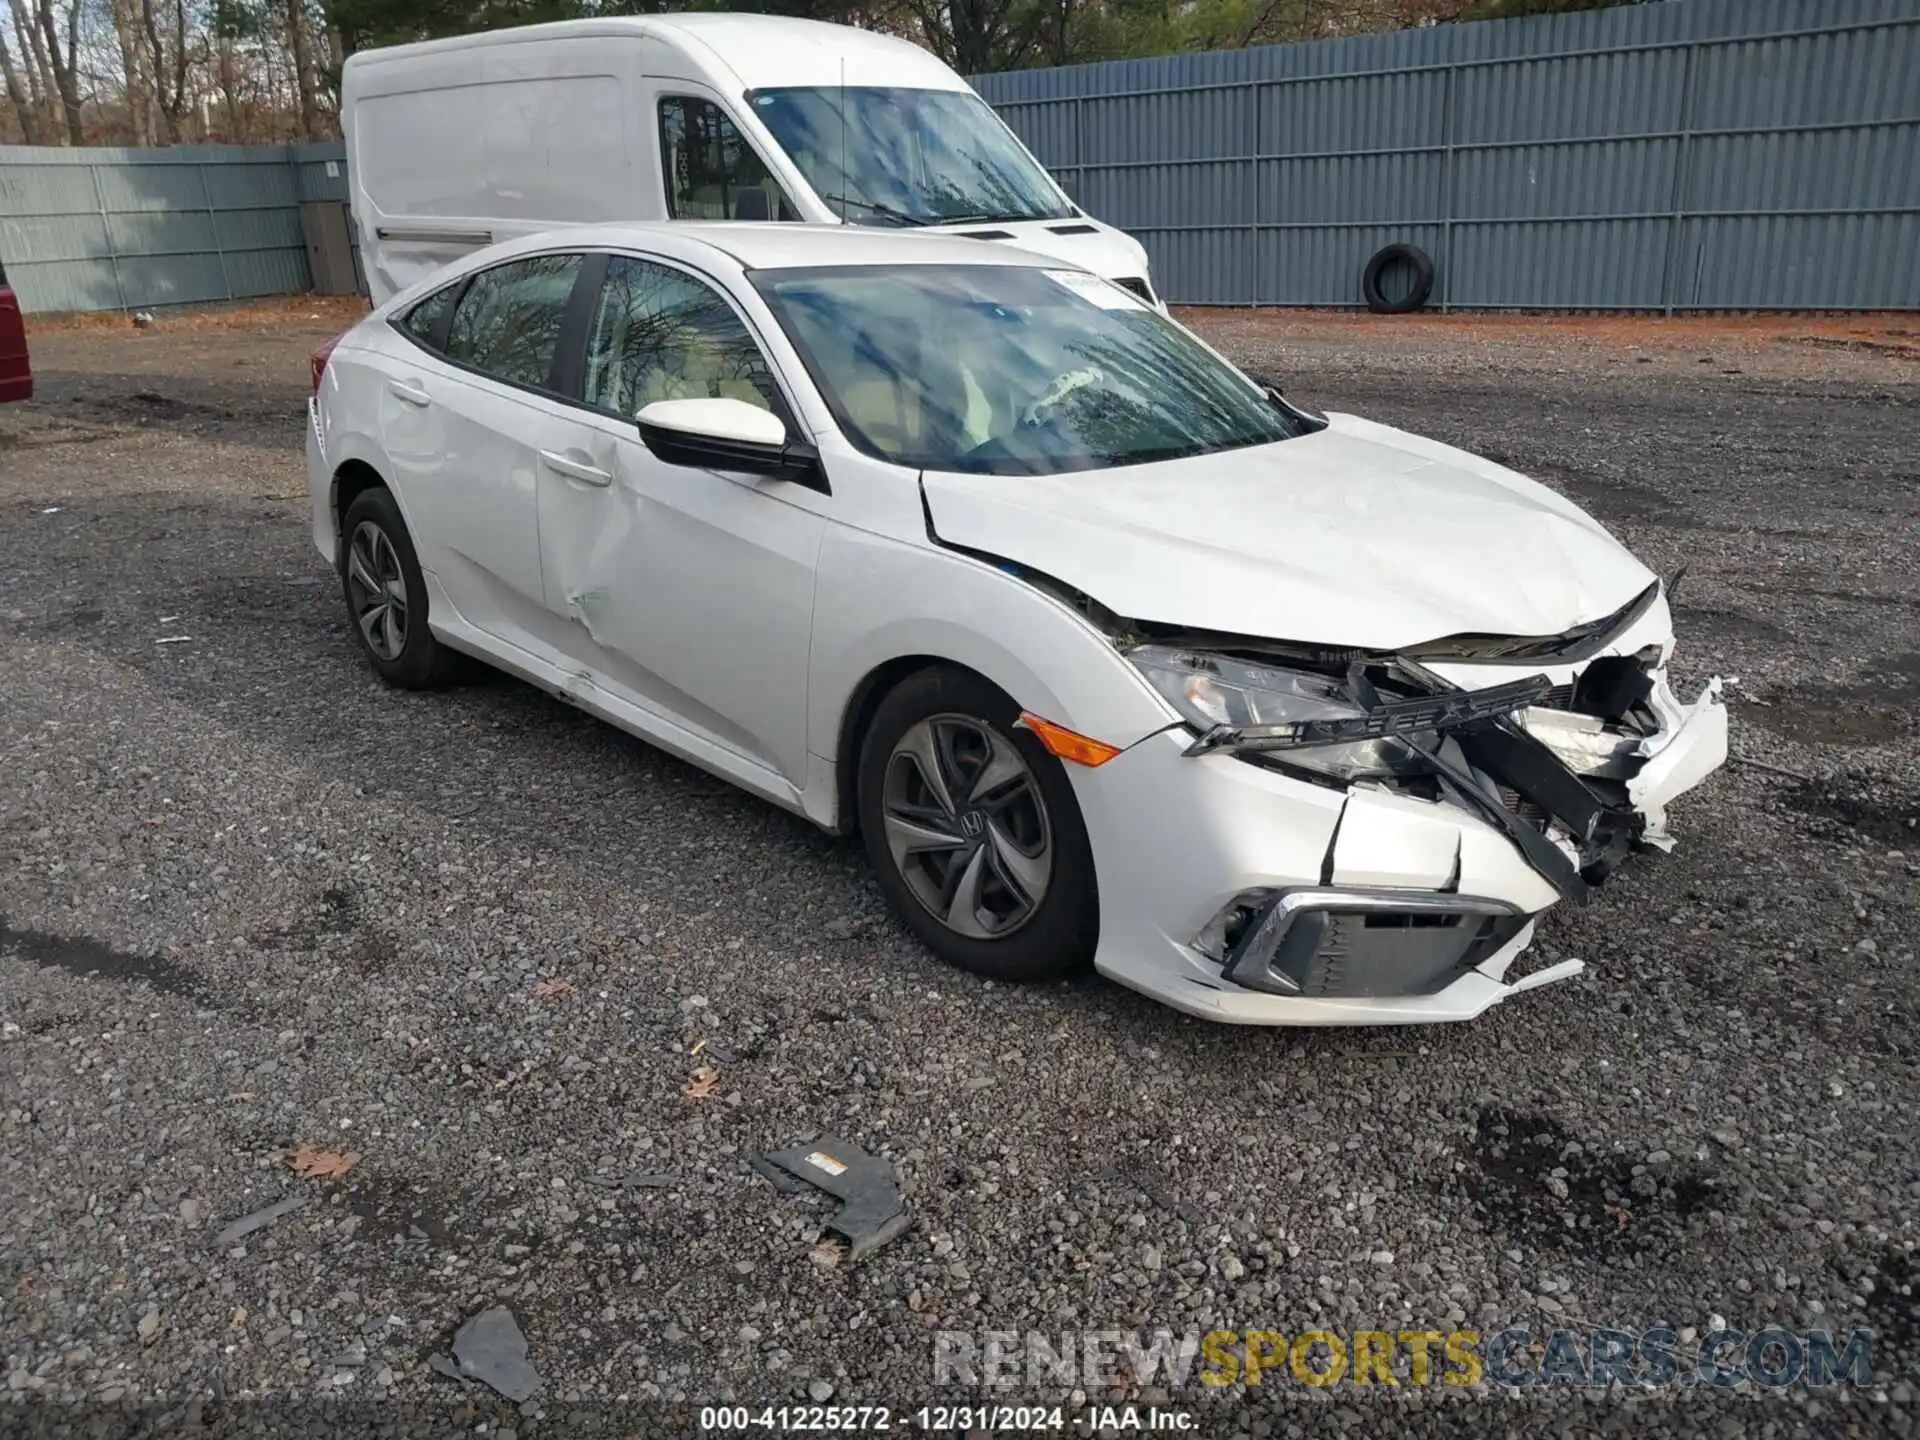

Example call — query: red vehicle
[0,255,32,402]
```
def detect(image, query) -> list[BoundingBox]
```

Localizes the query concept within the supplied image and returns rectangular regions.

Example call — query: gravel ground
[1,304,1916,1438]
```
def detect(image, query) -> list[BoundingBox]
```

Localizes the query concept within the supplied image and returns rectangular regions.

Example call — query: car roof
[495,222,1067,275]
[343,17,967,94]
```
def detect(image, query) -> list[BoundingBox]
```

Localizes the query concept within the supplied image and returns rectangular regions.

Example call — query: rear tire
[339,487,460,690]
[857,665,1098,982]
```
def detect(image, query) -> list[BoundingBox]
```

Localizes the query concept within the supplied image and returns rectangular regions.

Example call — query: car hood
[920,412,1658,651]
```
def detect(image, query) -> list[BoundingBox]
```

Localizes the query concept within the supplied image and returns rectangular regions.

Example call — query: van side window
[443,254,584,392]
[658,96,797,222]
[583,255,779,418]
[397,282,460,351]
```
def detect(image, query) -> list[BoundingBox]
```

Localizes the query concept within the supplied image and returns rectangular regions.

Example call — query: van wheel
[340,488,460,689]
[857,665,1098,982]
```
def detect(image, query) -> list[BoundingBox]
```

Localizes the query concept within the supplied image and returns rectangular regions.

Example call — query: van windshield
[753,264,1313,476]
[748,87,1073,226]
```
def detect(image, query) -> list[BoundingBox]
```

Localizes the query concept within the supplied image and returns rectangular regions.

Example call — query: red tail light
[309,333,342,395]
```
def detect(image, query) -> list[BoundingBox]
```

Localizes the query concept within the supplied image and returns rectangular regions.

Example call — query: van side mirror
[636,397,826,490]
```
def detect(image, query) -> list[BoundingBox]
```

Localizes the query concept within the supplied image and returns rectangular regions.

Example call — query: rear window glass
[397,282,459,349]
[443,254,582,391]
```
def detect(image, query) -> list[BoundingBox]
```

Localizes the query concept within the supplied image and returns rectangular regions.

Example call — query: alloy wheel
[345,519,408,662]
[881,714,1053,939]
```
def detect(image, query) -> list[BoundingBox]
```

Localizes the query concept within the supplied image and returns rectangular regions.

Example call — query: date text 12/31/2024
[699,1405,1195,1431]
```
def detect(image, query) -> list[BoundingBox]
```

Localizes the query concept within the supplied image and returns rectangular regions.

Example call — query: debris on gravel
[208,1193,313,1249]
[754,1134,911,1259]
[433,1305,542,1402]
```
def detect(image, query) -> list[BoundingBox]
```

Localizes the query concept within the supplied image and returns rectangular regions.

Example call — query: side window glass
[444,253,583,390]
[583,255,780,419]
[659,96,798,222]
[398,281,459,350]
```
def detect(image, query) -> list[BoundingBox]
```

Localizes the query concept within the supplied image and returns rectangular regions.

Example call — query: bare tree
[0,21,48,141]
[139,0,192,140]
[283,0,318,137]
[106,0,153,142]
[28,0,84,143]
[9,0,57,139]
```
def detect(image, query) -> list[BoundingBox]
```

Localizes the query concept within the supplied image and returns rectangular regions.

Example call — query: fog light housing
[1192,889,1278,965]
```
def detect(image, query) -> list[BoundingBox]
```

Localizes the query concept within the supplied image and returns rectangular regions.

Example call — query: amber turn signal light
[1016,712,1122,767]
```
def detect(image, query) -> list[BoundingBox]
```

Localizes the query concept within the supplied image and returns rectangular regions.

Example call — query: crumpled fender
[1629,678,1730,848]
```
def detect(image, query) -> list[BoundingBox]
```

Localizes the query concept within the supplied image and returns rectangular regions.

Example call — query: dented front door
[534,253,824,787]
[535,416,825,786]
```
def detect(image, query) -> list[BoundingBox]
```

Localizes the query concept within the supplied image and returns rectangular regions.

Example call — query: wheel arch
[331,457,390,555]
[809,532,1181,835]
[832,654,957,837]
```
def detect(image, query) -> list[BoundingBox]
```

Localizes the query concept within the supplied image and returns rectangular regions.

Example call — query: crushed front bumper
[1071,664,1727,1026]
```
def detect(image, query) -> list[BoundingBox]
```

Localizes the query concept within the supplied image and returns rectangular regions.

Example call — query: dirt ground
[1,300,1917,1436]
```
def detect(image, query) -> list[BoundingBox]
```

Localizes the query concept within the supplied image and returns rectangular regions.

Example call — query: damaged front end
[1116,587,1728,1001]
[1133,635,1722,904]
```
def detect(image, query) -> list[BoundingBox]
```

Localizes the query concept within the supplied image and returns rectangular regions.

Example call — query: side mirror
[635,397,826,490]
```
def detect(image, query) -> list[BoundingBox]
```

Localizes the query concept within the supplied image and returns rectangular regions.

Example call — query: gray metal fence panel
[976,0,1920,309]
[292,139,350,203]
[0,142,336,314]
[290,140,361,288]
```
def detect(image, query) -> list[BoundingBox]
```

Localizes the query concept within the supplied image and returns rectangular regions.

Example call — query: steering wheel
[1020,367,1105,429]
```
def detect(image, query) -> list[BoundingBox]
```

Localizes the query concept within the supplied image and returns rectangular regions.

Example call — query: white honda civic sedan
[306,224,1727,1025]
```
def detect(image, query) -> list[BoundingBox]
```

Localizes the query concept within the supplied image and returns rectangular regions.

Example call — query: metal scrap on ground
[752,1135,909,1259]
[429,1305,541,1402]
[583,1169,677,1191]
[208,1193,313,1249]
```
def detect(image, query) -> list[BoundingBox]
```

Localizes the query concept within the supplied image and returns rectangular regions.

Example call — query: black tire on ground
[338,486,462,690]
[857,665,1099,983]
[1362,242,1436,314]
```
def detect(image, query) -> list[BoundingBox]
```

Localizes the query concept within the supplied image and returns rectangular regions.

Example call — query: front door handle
[387,379,431,407]
[539,450,612,487]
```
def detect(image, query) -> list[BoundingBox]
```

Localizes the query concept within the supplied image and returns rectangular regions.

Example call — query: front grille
[1114,276,1156,305]
[1274,907,1530,999]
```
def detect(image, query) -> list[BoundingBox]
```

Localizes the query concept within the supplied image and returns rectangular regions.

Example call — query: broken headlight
[1128,645,1428,783]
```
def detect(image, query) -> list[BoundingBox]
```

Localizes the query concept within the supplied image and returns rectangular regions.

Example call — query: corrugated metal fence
[974,0,1920,309]
[3,0,1916,313]
[0,140,350,315]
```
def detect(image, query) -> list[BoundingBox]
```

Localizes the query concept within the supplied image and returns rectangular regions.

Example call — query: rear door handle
[387,379,431,407]
[539,450,612,487]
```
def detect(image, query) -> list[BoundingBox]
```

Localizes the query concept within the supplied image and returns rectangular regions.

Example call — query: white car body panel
[307,222,1728,1027]
[530,398,828,784]
[340,15,1154,306]
[920,412,1657,651]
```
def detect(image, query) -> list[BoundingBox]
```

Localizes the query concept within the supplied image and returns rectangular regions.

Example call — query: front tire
[339,487,460,689]
[857,666,1098,982]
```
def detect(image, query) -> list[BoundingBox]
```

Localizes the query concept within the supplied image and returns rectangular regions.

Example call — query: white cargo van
[341,15,1160,307]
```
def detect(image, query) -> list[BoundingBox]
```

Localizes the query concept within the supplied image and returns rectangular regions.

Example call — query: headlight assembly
[1126,645,1431,783]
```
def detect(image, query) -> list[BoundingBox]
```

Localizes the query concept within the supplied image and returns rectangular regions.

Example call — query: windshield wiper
[832,197,936,228]
[929,211,1062,227]
[834,199,1065,228]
